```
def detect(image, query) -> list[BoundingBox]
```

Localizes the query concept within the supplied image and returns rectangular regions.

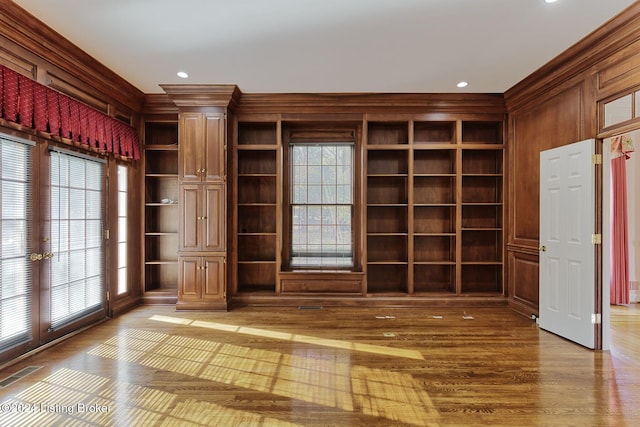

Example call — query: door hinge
[104,229,110,240]
[591,313,601,324]
[591,233,602,244]
[592,154,602,165]
[106,291,110,302]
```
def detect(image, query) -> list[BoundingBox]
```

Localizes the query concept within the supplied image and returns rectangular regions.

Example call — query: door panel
[178,256,200,300]
[179,113,203,182]
[47,151,106,332]
[539,139,596,348]
[204,113,225,182]
[180,185,200,251]
[204,184,225,251]
[0,137,34,355]
[203,256,225,300]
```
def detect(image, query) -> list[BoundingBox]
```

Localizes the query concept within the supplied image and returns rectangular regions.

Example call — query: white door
[539,139,596,349]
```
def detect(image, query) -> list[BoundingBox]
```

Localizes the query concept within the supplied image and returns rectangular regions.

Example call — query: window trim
[282,124,362,272]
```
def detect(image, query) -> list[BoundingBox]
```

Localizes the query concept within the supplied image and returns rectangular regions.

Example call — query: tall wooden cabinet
[162,85,240,310]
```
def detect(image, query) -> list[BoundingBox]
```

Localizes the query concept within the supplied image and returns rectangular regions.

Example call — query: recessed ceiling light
[457,81,469,88]
[544,0,558,3]
[177,71,189,79]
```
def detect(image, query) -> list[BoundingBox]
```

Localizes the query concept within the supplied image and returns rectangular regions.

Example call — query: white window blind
[50,150,105,329]
[0,137,32,349]
[117,165,128,295]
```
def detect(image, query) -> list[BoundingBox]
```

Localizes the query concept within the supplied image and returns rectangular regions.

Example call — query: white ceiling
[13,0,638,94]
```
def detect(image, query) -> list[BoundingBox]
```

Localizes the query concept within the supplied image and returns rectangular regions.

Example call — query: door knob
[539,245,547,252]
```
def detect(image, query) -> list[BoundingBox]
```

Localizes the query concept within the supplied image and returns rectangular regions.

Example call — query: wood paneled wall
[504,2,640,317]
[0,0,147,317]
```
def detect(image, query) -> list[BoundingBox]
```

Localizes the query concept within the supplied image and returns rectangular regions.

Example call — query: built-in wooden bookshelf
[143,122,179,298]
[231,116,504,301]
[235,121,279,293]
[365,119,504,296]
[460,134,503,293]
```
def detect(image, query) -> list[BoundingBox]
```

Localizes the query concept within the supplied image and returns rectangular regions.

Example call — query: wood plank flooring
[0,304,639,426]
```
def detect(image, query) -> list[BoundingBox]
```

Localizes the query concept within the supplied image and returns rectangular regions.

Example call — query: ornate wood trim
[237,92,507,115]
[160,84,242,109]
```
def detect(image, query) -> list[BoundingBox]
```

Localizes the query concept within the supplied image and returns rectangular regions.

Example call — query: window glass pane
[118,218,127,243]
[604,94,633,127]
[308,185,322,204]
[118,166,127,192]
[118,192,127,216]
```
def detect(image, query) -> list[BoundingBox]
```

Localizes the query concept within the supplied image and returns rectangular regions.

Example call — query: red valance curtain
[610,134,635,305]
[0,64,139,160]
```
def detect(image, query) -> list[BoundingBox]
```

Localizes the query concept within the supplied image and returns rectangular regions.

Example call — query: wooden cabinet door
[178,256,226,302]
[179,184,201,251]
[202,256,226,301]
[179,112,204,182]
[180,184,225,252]
[203,113,226,182]
[203,184,226,251]
[178,256,201,300]
[179,112,225,182]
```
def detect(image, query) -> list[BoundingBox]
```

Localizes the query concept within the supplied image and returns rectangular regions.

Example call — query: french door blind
[0,136,32,351]
[49,149,105,329]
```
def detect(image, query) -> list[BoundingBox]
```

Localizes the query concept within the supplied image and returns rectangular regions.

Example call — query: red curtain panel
[610,135,635,305]
[0,64,140,159]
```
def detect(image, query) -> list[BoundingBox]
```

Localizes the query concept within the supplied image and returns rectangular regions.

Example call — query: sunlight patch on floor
[149,314,425,361]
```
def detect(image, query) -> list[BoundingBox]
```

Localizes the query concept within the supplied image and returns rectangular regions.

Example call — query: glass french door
[0,136,33,352]
[48,149,106,330]
[0,136,107,362]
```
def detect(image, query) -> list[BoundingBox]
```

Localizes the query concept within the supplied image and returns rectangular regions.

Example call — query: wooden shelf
[238,122,277,145]
[414,149,456,174]
[235,122,279,293]
[462,121,503,144]
[368,122,409,145]
[143,121,179,295]
[413,121,455,145]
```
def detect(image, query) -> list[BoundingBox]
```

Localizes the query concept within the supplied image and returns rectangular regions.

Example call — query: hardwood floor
[0,304,639,426]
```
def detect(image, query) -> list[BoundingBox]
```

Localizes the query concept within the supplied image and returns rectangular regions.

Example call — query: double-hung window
[289,142,354,268]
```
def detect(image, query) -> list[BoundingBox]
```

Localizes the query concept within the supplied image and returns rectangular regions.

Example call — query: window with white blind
[290,143,354,268]
[0,137,32,350]
[49,150,105,329]
[117,165,128,295]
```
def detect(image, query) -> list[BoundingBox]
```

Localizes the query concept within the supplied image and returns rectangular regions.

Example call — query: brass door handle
[29,252,54,261]
[539,246,547,252]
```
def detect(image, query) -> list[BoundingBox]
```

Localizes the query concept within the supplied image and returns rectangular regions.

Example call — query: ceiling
[12,0,638,94]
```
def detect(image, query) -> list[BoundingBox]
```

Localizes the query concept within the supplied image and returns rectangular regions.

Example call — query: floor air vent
[0,366,43,388]
[298,306,323,310]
